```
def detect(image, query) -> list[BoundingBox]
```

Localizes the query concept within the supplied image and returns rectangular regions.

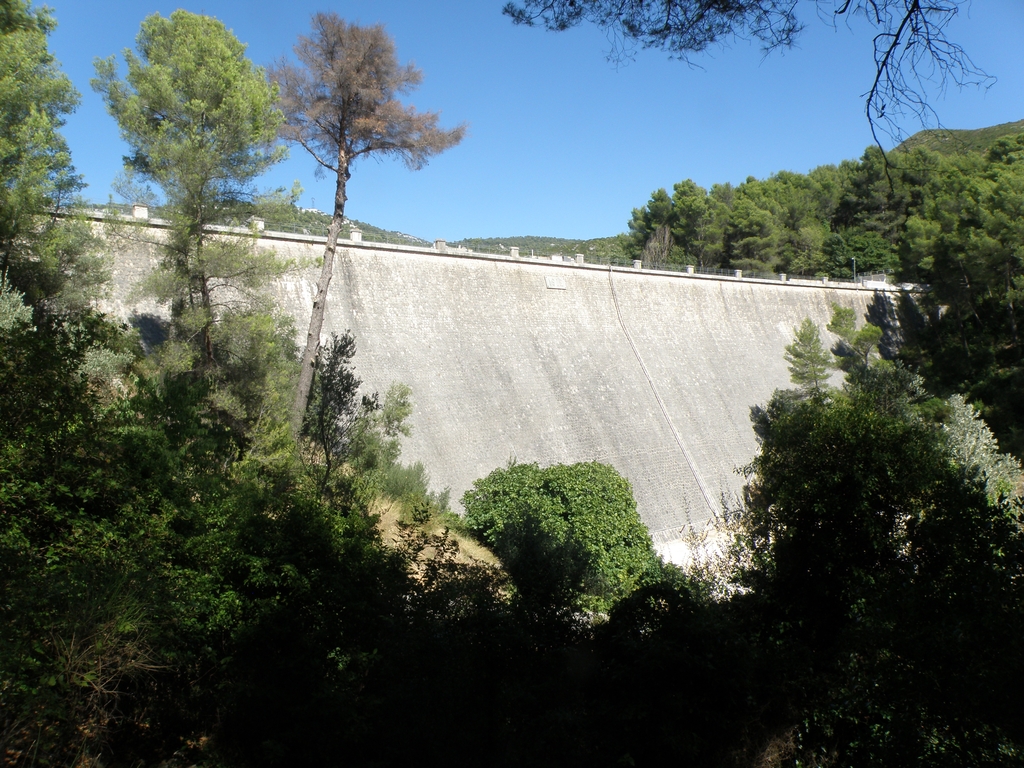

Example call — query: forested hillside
[898,119,1024,155]
[624,134,1024,456]
[3,3,1024,767]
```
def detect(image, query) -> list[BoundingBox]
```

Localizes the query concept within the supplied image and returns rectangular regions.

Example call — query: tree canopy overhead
[503,0,993,142]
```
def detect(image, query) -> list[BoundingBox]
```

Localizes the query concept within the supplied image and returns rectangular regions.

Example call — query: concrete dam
[100,218,900,550]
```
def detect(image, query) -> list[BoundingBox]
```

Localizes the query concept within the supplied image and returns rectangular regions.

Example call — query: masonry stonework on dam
[99,217,901,551]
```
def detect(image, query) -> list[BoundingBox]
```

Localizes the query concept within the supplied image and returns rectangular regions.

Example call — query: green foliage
[301,335,430,511]
[10,35,1024,758]
[93,10,287,363]
[0,312,166,764]
[845,229,899,275]
[93,11,296,450]
[0,304,418,766]
[828,302,884,371]
[92,11,284,213]
[5,245,1023,768]
[783,317,832,392]
[626,180,721,267]
[0,276,31,331]
[17,213,107,313]
[819,228,899,278]
[627,187,676,265]
[845,358,927,418]
[618,142,981,282]
[350,382,413,472]
[739,365,1024,765]
[614,129,1024,461]
[462,461,660,612]
[744,376,944,621]
[0,0,105,311]
[303,333,361,466]
[448,233,629,261]
[380,460,430,500]
[943,393,1022,501]
[0,0,79,244]
[826,303,856,340]
[562,233,631,261]
[895,133,1024,455]
[624,163,869,277]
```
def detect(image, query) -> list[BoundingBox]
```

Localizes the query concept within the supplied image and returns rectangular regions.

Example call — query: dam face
[102,222,895,547]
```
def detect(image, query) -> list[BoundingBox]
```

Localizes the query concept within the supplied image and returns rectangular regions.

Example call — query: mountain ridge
[897,119,1024,155]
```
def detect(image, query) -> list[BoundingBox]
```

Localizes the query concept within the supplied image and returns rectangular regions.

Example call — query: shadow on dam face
[98,221,905,552]
[129,312,168,354]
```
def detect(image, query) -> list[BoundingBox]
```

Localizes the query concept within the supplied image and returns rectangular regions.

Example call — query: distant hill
[897,119,1024,155]
[345,218,429,246]
[91,201,629,256]
[255,207,628,256]
[264,208,430,246]
[448,234,628,260]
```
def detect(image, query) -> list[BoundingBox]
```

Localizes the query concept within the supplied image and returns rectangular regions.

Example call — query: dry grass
[370,495,499,567]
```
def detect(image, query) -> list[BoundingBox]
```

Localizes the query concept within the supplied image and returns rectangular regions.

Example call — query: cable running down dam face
[100,221,894,551]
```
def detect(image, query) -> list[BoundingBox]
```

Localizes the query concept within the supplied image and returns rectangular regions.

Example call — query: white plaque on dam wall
[97,221,895,549]
[545,276,567,290]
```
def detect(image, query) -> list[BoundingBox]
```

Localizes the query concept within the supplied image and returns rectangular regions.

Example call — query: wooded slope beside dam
[100,221,899,548]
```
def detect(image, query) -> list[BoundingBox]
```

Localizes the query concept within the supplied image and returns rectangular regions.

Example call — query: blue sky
[48,1,1024,241]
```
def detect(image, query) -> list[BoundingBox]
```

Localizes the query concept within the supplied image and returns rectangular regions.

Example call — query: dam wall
[99,219,899,546]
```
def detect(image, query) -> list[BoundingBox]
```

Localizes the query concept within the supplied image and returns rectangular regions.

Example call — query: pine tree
[269,15,465,432]
[93,10,286,368]
[784,317,832,392]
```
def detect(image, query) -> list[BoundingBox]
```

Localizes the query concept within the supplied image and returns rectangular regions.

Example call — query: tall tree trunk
[200,276,214,367]
[1006,263,1020,354]
[292,158,350,432]
[196,233,215,367]
[956,307,971,359]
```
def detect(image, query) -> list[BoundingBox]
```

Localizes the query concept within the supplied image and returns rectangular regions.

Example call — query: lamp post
[852,255,857,283]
